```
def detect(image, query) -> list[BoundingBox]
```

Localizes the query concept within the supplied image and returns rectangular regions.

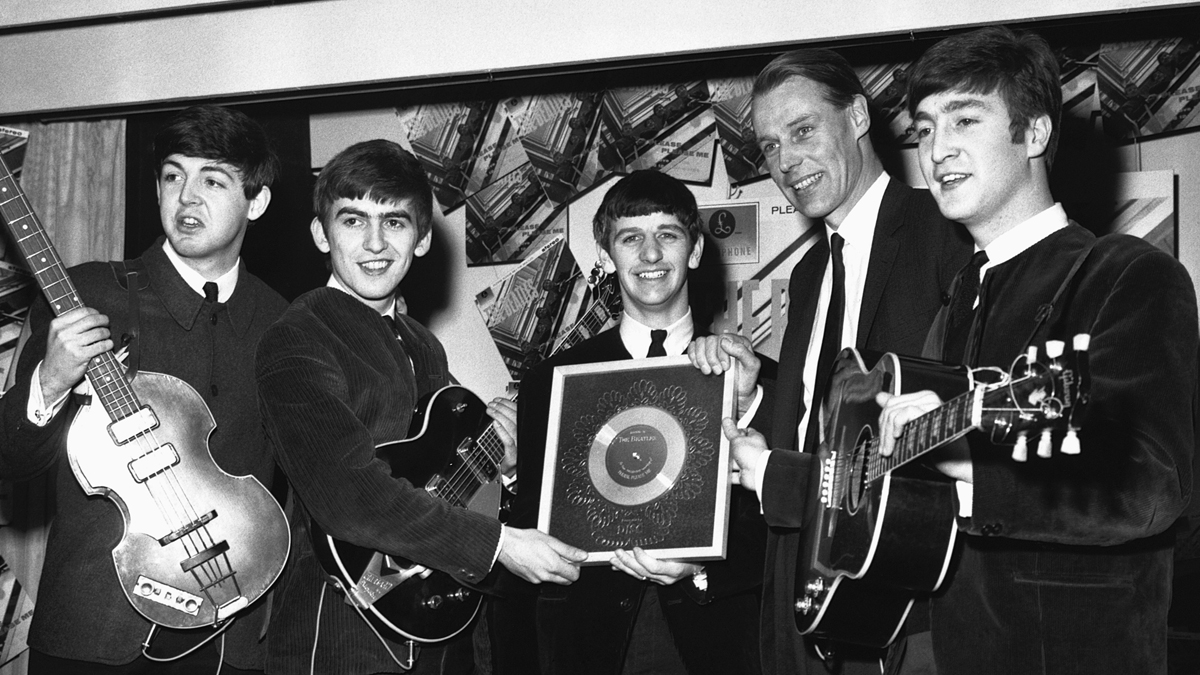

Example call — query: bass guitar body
[67,371,290,629]
[794,350,963,647]
[311,385,499,644]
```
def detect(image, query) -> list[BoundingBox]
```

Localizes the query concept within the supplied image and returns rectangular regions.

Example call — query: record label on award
[589,407,686,505]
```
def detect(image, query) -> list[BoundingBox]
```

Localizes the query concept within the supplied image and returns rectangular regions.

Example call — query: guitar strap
[111,259,150,381]
[1017,236,1096,355]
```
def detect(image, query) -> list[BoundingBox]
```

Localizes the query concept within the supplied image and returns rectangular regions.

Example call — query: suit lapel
[857,177,905,345]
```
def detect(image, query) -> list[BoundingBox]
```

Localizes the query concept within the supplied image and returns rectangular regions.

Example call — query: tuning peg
[1037,429,1053,458]
[1061,428,1081,455]
[1045,340,1064,359]
[1073,334,1091,352]
[1012,433,1028,462]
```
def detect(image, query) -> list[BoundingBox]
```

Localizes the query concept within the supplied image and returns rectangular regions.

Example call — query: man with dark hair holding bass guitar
[0,105,289,673]
[255,139,585,674]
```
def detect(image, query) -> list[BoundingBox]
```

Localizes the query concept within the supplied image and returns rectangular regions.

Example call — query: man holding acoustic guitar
[254,139,586,674]
[873,26,1199,674]
[689,48,971,674]
[0,105,289,673]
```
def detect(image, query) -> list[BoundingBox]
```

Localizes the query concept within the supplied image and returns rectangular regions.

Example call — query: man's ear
[687,234,705,270]
[1026,114,1053,159]
[414,230,432,257]
[310,217,330,254]
[596,243,616,274]
[849,93,872,141]
[247,185,272,222]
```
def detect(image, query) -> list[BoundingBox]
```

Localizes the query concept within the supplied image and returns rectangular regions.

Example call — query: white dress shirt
[619,309,694,358]
[750,172,889,498]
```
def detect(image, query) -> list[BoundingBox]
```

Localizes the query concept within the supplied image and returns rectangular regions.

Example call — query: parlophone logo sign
[708,209,736,239]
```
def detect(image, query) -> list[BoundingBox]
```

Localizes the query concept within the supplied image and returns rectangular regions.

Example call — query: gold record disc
[588,406,686,506]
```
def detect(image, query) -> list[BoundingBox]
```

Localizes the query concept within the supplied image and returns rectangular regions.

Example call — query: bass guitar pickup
[108,406,159,445]
[127,443,180,483]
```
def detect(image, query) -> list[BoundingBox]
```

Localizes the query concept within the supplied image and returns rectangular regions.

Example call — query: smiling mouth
[789,173,822,192]
[177,216,204,230]
[359,260,393,273]
[636,270,668,280]
[938,173,969,188]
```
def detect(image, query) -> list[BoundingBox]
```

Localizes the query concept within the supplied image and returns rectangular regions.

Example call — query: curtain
[0,119,125,674]
[20,119,125,266]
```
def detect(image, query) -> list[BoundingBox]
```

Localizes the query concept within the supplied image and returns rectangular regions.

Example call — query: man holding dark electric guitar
[0,106,290,673]
[254,140,586,674]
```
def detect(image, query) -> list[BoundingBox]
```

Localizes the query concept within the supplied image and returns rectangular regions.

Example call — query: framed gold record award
[537,354,735,564]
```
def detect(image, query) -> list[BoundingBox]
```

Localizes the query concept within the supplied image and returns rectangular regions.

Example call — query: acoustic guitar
[794,339,1090,647]
[0,154,289,629]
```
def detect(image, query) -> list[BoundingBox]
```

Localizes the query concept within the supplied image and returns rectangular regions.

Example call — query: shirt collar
[162,239,239,303]
[326,274,398,318]
[980,203,1068,273]
[619,309,694,359]
[827,172,888,248]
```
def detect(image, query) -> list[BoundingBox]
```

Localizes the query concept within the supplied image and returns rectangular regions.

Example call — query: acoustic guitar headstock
[979,334,1092,461]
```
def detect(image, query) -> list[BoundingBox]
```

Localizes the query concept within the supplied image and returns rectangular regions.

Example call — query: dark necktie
[647,329,667,357]
[383,313,400,337]
[944,250,989,365]
[803,232,845,452]
[203,281,218,303]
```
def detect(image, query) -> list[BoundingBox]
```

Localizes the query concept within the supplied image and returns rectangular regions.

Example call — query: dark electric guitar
[0,155,289,629]
[794,339,1091,647]
[310,263,621,643]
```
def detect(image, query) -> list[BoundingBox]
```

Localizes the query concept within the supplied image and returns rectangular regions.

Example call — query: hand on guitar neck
[485,398,518,477]
[39,306,114,405]
[876,390,974,483]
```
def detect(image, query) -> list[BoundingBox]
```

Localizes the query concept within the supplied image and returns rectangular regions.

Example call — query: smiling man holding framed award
[489,170,767,675]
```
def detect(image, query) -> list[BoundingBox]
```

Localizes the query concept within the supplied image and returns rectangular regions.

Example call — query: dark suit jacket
[753,179,972,672]
[255,287,501,674]
[920,224,1197,674]
[0,239,285,669]
[495,327,766,675]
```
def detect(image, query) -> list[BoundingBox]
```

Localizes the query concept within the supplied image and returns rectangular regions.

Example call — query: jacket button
[982,523,1002,536]
[619,598,634,611]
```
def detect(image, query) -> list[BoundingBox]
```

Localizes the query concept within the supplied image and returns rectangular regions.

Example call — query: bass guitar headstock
[979,334,1091,462]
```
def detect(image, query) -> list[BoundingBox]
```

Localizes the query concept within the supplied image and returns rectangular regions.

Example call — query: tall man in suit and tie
[497,170,768,675]
[689,49,972,673]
